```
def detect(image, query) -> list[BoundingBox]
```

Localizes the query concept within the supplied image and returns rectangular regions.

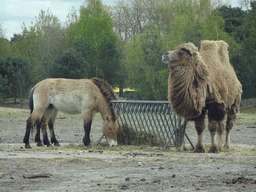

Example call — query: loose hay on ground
[117,124,164,147]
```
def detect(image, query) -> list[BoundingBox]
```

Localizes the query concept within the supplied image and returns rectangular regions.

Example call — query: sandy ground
[0,107,256,191]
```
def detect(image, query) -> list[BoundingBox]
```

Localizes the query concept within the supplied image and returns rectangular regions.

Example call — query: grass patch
[240,104,256,114]
[237,113,256,123]
[0,107,29,118]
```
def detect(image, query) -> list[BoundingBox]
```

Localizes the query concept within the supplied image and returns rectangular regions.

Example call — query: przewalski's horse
[23,78,119,148]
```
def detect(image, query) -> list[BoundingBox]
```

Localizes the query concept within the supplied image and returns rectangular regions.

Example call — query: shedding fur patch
[91,78,117,121]
[169,52,209,119]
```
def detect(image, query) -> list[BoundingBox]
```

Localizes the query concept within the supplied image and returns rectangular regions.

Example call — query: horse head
[103,116,119,147]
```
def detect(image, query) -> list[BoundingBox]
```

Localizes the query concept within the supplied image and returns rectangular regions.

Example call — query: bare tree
[112,0,161,42]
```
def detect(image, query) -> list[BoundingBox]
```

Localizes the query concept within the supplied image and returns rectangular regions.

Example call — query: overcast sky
[1,0,240,40]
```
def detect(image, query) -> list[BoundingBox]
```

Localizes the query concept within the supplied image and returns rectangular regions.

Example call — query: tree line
[0,0,255,107]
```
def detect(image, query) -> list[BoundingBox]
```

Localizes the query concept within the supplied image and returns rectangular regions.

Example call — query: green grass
[237,113,256,123]
[0,107,29,118]
[238,104,256,123]
[240,104,256,113]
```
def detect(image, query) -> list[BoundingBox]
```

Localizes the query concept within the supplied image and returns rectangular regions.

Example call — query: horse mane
[91,78,117,121]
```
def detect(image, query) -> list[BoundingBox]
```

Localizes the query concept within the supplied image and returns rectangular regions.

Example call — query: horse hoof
[54,143,61,147]
[83,137,91,146]
[85,144,92,148]
[25,144,32,149]
[47,144,53,147]
[37,142,43,147]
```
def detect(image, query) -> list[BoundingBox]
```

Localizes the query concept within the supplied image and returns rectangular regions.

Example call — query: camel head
[162,43,199,70]
[162,42,210,119]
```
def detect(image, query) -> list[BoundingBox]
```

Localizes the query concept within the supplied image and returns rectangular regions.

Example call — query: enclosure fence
[98,100,194,151]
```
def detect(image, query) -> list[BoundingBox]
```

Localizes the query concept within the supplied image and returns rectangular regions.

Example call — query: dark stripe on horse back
[91,78,117,121]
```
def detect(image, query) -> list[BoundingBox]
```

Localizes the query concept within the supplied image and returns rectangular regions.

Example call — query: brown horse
[23,78,119,148]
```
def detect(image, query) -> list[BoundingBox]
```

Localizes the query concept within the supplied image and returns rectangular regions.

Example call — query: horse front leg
[83,122,92,147]
[82,111,95,147]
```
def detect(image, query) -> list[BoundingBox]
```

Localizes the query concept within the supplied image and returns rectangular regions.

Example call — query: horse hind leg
[23,117,33,149]
[23,110,44,149]
[48,108,60,146]
[41,105,56,147]
[224,111,236,149]
[35,122,43,147]
[40,118,51,147]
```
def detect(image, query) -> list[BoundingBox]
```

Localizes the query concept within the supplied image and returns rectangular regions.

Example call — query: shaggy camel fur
[162,40,242,153]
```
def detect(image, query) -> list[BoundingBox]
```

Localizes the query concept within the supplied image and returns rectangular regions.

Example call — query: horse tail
[28,87,36,135]
[29,87,35,114]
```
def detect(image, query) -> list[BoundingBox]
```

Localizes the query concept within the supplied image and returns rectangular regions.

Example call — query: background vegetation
[0,0,255,105]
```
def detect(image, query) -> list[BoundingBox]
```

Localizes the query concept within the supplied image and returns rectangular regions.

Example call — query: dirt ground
[0,107,256,191]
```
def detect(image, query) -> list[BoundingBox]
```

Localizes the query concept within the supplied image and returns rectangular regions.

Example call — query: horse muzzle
[108,139,117,147]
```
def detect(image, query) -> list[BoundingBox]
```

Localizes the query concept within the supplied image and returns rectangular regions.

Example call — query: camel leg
[217,122,224,151]
[224,111,236,148]
[193,112,206,153]
[208,118,219,153]
[207,103,226,153]
[48,108,60,146]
